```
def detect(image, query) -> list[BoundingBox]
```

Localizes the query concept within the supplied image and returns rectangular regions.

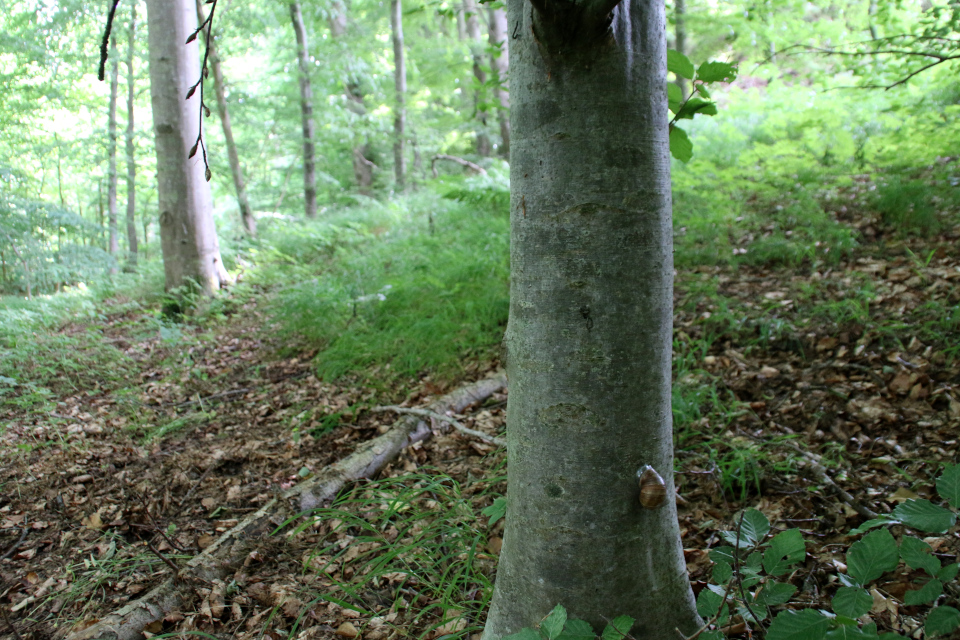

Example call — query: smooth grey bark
[124,3,139,270]
[674,0,689,99]
[107,36,120,272]
[464,0,492,156]
[390,0,407,190]
[481,0,701,638]
[487,6,510,157]
[146,0,227,295]
[197,0,256,236]
[329,0,347,38]
[290,1,318,218]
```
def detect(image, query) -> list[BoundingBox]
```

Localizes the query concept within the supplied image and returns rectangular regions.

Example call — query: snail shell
[637,465,667,509]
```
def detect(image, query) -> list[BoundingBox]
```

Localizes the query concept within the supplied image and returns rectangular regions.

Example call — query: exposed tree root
[65,371,507,640]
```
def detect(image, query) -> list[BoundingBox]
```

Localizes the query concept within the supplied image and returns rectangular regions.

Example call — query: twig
[430,154,488,179]
[677,512,743,640]
[372,405,506,448]
[740,431,878,519]
[97,0,122,81]
[145,539,181,577]
[0,605,24,640]
[1,528,28,561]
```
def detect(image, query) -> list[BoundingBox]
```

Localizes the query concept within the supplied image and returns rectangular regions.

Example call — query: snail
[637,465,667,509]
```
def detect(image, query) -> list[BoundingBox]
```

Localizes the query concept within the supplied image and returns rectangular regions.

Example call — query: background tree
[290,1,318,218]
[146,0,228,295]
[107,34,120,272]
[124,1,139,270]
[391,0,407,191]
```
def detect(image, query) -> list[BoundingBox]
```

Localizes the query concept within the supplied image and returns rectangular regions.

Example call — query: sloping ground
[2,222,959,640]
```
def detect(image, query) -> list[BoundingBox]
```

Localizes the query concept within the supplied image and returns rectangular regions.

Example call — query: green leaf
[504,629,543,640]
[738,603,769,623]
[676,98,718,120]
[764,529,807,576]
[600,616,633,640]
[756,581,797,606]
[768,609,830,640]
[847,528,899,586]
[713,561,733,584]
[541,605,567,640]
[669,126,693,163]
[696,61,738,83]
[849,517,897,536]
[832,587,873,619]
[937,563,958,581]
[698,85,711,99]
[667,49,695,80]
[709,546,735,565]
[697,587,724,618]
[557,619,595,640]
[667,83,683,113]
[825,625,879,640]
[925,606,960,637]
[741,508,771,546]
[892,499,956,533]
[903,578,942,606]
[936,464,960,508]
[899,536,940,576]
[482,497,507,527]
[700,632,724,640]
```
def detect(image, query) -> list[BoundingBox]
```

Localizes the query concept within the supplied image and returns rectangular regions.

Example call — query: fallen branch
[372,405,506,448]
[430,154,487,179]
[1,528,27,562]
[66,371,506,640]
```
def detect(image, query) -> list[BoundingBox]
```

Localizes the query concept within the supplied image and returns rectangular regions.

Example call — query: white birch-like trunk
[290,1,318,218]
[481,0,701,637]
[145,0,226,295]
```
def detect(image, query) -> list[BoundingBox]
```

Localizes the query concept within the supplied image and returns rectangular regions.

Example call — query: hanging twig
[430,154,488,179]
[372,405,506,448]
[187,0,220,181]
[98,0,122,81]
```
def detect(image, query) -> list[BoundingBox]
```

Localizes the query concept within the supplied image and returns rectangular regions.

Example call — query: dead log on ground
[66,371,507,640]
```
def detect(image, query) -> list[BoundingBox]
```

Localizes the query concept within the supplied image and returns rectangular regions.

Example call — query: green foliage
[266,192,508,385]
[873,178,937,236]
[502,605,635,640]
[666,50,738,163]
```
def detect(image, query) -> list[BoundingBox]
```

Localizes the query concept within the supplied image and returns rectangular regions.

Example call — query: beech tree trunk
[197,0,256,236]
[464,0,492,157]
[124,3,139,270]
[290,1,318,218]
[481,0,701,638]
[390,0,407,191]
[146,0,227,295]
[675,0,689,99]
[487,7,510,157]
[107,36,120,272]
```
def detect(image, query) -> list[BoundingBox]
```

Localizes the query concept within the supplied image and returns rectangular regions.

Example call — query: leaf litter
[1,216,959,639]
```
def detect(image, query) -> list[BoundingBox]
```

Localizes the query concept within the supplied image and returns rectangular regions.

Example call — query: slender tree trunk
[487,6,510,157]
[456,4,467,40]
[329,0,347,37]
[290,1,318,218]
[197,0,256,236]
[390,0,407,191]
[464,0,492,156]
[3,237,30,300]
[868,0,879,39]
[124,2,139,270]
[108,36,121,273]
[674,0,689,99]
[98,180,105,249]
[145,0,227,295]
[481,0,701,637]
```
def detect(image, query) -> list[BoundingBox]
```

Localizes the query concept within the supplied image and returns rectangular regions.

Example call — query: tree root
[65,371,507,640]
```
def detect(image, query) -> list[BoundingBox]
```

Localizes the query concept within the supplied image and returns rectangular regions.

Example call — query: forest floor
[1,209,960,640]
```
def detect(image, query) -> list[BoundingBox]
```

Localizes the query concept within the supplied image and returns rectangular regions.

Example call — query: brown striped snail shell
[637,465,667,509]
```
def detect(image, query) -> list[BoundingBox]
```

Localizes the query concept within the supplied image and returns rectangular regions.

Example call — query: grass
[289,468,505,640]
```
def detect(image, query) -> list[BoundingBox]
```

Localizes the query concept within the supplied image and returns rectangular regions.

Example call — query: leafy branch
[665,50,738,163]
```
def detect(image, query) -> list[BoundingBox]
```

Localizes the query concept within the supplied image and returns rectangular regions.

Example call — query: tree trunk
[390,0,407,191]
[290,1,318,218]
[329,0,347,37]
[481,0,701,638]
[124,2,139,270]
[675,0,689,99]
[108,36,121,272]
[197,0,257,236]
[487,6,510,157]
[464,0,492,157]
[146,0,227,295]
